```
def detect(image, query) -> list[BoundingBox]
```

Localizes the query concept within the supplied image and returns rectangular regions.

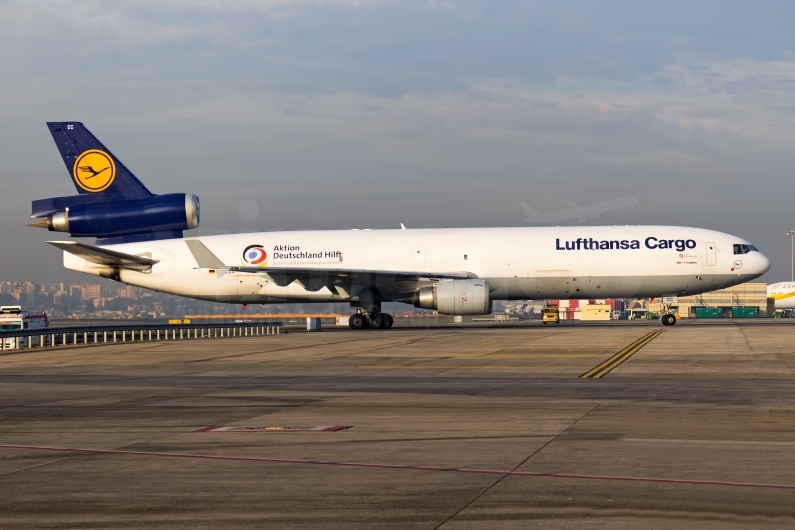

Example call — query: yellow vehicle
[542,304,560,324]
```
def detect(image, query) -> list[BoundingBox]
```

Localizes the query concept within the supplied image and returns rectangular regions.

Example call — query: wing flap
[48,241,159,271]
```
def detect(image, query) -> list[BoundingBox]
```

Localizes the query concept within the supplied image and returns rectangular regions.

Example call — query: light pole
[788,230,795,282]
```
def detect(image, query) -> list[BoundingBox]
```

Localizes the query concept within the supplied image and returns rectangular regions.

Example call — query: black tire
[349,314,365,330]
[369,313,382,329]
[662,314,676,326]
[384,314,394,328]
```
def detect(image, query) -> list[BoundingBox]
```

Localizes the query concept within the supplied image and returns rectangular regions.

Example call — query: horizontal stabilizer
[48,241,159,271]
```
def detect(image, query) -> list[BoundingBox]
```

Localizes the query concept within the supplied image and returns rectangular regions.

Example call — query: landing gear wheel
[349,314,365,330]
[384,314,394,329]
[661,314,676,326]
[369,313,382,329]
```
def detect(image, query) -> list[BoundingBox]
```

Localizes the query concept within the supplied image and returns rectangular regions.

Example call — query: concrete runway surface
[1,320,795,529]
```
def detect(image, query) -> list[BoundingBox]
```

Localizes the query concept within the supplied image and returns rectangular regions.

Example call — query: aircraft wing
[48,241,159,271]
[184,239,476,291]
[231,265,476,280]
[229,266,477,292]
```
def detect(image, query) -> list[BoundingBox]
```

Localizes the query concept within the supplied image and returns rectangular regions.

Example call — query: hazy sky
[3,1,795,283]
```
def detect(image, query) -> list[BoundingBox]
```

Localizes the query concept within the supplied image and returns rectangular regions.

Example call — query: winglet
[520,203,540,217]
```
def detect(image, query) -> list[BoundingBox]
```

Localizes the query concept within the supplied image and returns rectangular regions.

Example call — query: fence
[0,322,282,352]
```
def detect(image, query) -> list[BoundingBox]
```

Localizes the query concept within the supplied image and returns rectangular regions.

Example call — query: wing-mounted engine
[29,122,200,245]
[412,279,491,315]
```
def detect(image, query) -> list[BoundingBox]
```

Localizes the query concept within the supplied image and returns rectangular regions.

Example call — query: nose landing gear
[659,300,678,326]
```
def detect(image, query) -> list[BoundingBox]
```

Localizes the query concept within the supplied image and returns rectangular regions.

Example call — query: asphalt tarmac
[1,320,794,529]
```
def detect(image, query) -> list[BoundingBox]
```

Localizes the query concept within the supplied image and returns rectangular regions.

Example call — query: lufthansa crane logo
[72,149,116,192]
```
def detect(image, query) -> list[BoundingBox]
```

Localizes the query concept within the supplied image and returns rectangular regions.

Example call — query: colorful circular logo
[72,149,116,193]
[243,245,267,266]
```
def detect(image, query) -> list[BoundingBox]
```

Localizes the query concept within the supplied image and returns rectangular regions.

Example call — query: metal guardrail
[0,322,283,352]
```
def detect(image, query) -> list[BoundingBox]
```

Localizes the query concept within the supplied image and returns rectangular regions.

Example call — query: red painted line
[193,426,223,433]
[0,443,793,491]
[194,426,352,433]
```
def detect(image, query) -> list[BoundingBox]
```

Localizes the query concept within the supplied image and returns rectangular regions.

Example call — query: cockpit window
[733,244,757,254]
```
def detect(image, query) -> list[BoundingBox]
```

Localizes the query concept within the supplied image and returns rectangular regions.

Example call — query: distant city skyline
[0,280,393,318]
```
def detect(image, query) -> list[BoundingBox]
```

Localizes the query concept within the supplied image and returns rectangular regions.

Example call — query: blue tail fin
[46,122,153,200]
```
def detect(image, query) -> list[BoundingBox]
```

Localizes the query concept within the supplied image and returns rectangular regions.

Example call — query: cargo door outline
[706,242,716,266]
[237,274,266,301]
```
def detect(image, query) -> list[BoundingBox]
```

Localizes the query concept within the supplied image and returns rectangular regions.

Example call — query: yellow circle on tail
[73,149,116,192]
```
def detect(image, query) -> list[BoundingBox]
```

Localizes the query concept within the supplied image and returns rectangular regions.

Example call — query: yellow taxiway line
[579,330,665,379]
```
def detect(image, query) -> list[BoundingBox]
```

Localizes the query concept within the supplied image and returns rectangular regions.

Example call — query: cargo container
[732,306,759,318]
[695,306,722,318]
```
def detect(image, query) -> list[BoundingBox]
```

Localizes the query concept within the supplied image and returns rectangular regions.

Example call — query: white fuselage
[767,282,795,309]
[63,225,770,306]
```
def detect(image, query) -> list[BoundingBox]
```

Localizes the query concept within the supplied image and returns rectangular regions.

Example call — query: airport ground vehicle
[0,306,48,348]
[542,304,560,324]
[30,122,771,329]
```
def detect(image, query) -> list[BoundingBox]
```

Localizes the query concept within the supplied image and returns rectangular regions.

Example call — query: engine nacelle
[32,193,199,238]
[412,279,490,315]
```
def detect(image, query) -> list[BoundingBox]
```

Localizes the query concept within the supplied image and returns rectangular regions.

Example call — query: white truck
[0,306,49,349]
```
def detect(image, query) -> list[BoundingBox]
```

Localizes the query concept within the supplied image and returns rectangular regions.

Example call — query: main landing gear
[349,311,394,330]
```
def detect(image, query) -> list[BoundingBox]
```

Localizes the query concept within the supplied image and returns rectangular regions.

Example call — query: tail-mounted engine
[30,193,199,242]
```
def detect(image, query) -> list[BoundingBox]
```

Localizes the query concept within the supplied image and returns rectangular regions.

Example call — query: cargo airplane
[31,123,770,328]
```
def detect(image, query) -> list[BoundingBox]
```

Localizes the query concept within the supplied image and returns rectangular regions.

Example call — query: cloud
[138,0,374,10]
[659,58,795,94]
[3,1,795,281]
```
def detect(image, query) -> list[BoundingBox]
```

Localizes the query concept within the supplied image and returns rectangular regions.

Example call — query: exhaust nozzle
[28,210,69,232]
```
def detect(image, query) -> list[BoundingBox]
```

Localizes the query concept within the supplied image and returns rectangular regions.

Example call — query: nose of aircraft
[755,251,772,275]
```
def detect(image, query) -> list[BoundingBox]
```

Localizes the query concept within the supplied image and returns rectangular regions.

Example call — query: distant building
[80,284,102,301]
[667,282,773,318]
[118,286,137,299]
